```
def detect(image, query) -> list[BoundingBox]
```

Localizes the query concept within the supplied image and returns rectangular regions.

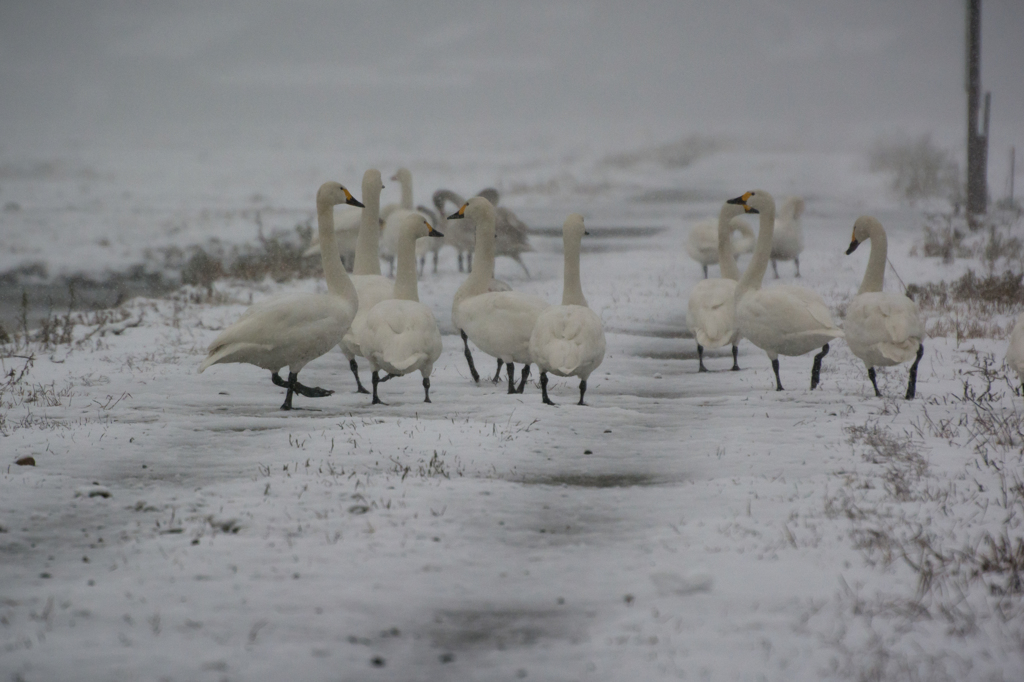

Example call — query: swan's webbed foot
[423,376,432,403]
[905,342,924,400]
[810,343,830,390]
[491,358,503,384]
[516,364,530,393]
[293,383,334,398]
[697,344,707,372]
[731,344,740,371]
[461,330,480,383]
[370,371,388,405]
[771,359,784,391]
[506,362,516,394]
[540,371,557,406]
[349,358,371,394]
[868,367,882,397]
[577,379,588,406]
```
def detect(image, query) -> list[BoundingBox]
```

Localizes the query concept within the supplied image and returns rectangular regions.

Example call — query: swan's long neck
[561,232,588,307]
[736,202,775,296]
[465,214,496,294]
[317,201,357,305]
[859,223,888,294]
[354,186,382,276]
[718,214,741,282]
[393,230,420,302]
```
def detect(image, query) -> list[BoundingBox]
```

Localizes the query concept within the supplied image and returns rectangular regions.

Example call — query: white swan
[844,216,925,399]
[686,213,755,279]
[301,205,370,269]
[380,168,432,276]
[337,169,394,394]
[199,181,363,409]
[686,201,749,372]
[450,197,550,393]
[529,214,606,405]
[1006,313,1024,392]
[729,190,844,391]
[357,213,444,404]
[770,196,805,278]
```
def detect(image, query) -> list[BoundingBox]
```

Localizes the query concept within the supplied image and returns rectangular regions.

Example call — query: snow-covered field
[2,146,1023,681]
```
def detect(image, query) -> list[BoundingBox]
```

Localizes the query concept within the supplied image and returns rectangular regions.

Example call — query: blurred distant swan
[199,182,363,409]
[529,214,606,405]
[686,201,749,372]
[450,197,548,392]
[770,196,805,278]
[357,213,444,404]
[686,213,755,279]
[380,168,433,276]
[844,216,925,399]
[730,190,843,391]
[435,186,532,277]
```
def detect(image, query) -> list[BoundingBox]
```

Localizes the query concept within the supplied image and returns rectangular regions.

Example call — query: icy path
[2,200,1022,681]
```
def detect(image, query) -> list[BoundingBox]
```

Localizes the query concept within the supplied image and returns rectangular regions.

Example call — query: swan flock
[200,170,999,409]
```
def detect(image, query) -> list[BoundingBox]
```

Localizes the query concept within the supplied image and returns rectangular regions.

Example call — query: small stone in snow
[15,456,35,466]
[439,652,455,663]
[653,373,662,379]
[370,656,386,667]
[584,449,593,454]
[624,594,635,604]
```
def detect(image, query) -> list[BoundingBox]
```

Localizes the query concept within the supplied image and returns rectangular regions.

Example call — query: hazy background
[1,0,1022,187]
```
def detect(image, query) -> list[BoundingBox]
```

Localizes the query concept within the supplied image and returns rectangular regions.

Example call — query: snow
[2,146,1023,680]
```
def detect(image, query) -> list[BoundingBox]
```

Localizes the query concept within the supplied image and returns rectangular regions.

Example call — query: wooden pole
[966,0,988,217]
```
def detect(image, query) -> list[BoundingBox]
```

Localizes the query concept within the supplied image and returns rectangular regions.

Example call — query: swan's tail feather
[199,342,273,373]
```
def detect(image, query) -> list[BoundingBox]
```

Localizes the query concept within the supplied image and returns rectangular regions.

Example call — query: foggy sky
[1,1,1022,174]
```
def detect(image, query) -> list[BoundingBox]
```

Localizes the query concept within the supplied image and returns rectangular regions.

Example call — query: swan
[529,214,606,405]
[729,190,844,391]
[414,203,444,275]
[380,168,432,276]
[436,187,533,276]
[301,205,375,270]
[1006,313,1024,393]
[686,213,755,279]
[844,216,925,399]
[336,169,394,394]
[357,213,444,404]
[450,197,549,393]
[434,188,475,273]
[686,201,750,372]
[770,196,805,278]
[199,181,363,409]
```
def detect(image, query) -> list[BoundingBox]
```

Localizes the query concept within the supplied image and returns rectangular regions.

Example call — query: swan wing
[360,301,442,375]
[846,293,924,364]
[530,306,606,377]
[687,279,737,348]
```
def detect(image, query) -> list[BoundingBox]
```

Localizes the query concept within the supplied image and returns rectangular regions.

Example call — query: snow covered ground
[2,146,1023,680]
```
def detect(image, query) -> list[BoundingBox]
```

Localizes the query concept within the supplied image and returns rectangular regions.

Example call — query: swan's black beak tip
[846,239,860,255]
[429,227,444,238]
[746,207,759,214]
[447,211,463,220]
[726,195,746,206]
[347,197,365,208]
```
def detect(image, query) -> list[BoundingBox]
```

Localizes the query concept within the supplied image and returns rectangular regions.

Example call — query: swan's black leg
[418,256,425,277]
[506,362,516,394]
[371,370,387,405]
[387,256,395,278]
[458,252,465,273]
[467,252,473,272]
[349,358,370,394]
[461,330,480,382]
[516,364,530,393]
[905,342,924,400]
[772,358,784,391]
[423,376,431,403]
[491,358,503,384]
[771,259,780,279]
[810,343,830,390]
[868,367,882,397]
[702,264,708,279]
[794,257,801,278]
[697,343,707,372]
[271,372,287,388]
[578,379,588,406]
[541,371,556,406]
[281,371,299,410]
[517,257,531,279]
[432,250,439,274]
[731,344,740,371]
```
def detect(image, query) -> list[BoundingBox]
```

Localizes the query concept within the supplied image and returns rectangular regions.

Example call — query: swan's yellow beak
[427,222,444,238]
[447,203,468,220]
[344,188,365,208]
